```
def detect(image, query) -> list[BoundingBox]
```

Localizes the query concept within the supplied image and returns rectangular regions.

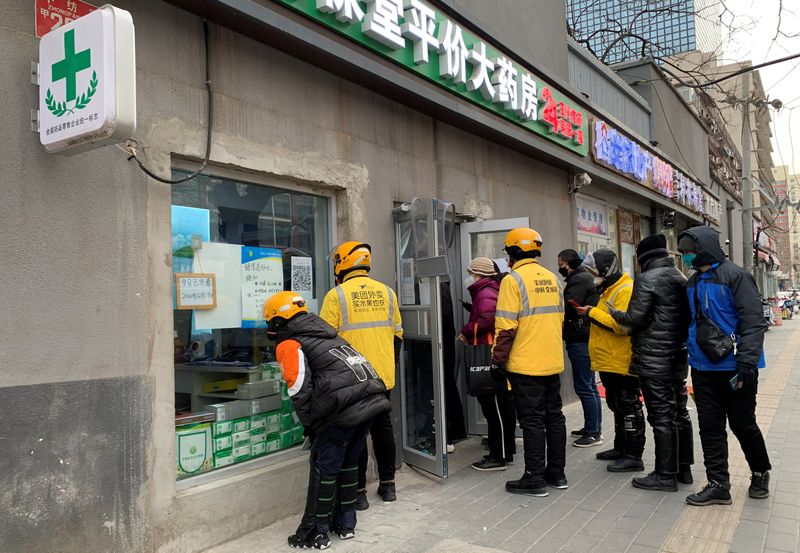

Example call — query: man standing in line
[576,250,645,473]
[608,235,694,491]
[677,227,771,506]
[558,249,602,448]
[493,228,567,497]
[320,241,403,510]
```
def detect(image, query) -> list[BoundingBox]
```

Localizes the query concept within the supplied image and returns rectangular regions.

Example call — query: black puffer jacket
[276,313,391,434]
[611,255,690,379]
[563,266,600,343]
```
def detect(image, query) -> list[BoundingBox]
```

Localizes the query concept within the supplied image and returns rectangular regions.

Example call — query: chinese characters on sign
[241,247,284,328]
[175,273,217,310]
[273,0,588,155]
[575,197,608,236]
[35,0,97,38]
[592,119,706,216]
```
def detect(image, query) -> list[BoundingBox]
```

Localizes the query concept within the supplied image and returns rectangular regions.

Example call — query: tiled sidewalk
[203,321,800,553]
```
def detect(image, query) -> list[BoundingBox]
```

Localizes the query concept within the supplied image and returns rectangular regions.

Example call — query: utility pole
[741,71,753,272]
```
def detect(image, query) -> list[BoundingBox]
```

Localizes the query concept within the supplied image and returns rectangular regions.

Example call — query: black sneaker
[377,481,396,502]
[596,448,623,461]
[607,456,645,473]
[545,475,569,489]
[632,471,678,492]
[354,489,369,511]
[686,481,732,506]
[571,427,586,437]
[288,532,331,549]
[749,471,770,499]
[506,473,549,496]
[333,528,355,540]
[472,457,507,471]
[573,433,603,448]
[677,465,693,485]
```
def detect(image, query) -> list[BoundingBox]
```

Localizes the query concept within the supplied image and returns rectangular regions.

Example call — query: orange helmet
[332,241,371,277]
[504,228,543,254]
[263,291,308,322]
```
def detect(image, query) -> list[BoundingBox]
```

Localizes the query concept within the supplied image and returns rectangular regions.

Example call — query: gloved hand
[490,363,507,387]
[736,366,757,388]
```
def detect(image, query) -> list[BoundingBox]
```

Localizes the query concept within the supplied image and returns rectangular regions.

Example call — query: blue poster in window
[241,247,284,329]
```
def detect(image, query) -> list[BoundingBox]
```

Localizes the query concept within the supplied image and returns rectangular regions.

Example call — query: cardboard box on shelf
[176,422,212,479]
[280,426,304,449]
[232,430,251,447]
[281,397,293,414]
[250,395,281,415]
[282,411,301,430]
[212,435,233,452]
[207,401,251,421]
[213,448,235,469]
[237,379,280,399]
[250,413,267,430]
[232,417,251,434]
[202,377,247,393]
[250,427,267,444]
[211,420,233,437]
[251,441,268,457]
[232,443,252,463]
[266,436,281,453]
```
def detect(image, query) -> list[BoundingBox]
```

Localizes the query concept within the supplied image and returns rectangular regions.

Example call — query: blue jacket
[682,227,767,372]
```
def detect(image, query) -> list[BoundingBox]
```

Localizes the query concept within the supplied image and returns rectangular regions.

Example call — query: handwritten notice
[242,247,284,328]
[175,273,217,310]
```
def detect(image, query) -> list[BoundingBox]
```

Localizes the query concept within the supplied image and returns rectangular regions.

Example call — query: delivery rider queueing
[320,241,403,509]
[492,228,568,497]
[265,292,391,550]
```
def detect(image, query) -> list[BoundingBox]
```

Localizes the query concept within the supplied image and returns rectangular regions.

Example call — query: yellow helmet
[332,241,371,277]
[504,228,543,254]
[263,291,308,322]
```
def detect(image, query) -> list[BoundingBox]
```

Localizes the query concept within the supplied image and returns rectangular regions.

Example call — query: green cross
[51,29,91,103]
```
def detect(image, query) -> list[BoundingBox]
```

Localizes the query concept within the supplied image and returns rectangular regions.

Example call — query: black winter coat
[276,313,391,434]
[610,256,691,379]
[563,266,600,343]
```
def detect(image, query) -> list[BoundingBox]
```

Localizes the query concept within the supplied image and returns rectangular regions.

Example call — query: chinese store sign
[592,119,705,215]
[272,0,589,156]
[36,0,96,38]
[575,197,608,236]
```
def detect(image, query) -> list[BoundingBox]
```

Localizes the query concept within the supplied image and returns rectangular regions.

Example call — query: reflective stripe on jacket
[493,258,565,376]
[588,273,633,375]
[320,272,403,389]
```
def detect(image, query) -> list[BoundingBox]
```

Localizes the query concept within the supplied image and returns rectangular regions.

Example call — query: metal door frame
[459,217,529,436]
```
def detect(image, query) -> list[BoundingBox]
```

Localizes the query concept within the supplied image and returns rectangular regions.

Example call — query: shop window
[171,169,331,481]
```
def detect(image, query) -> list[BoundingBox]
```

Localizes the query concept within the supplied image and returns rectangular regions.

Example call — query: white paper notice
[193,243,242,329]
[241,247,284,329]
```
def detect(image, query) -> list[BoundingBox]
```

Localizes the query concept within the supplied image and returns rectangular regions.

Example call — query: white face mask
[464,275,476,289]
[593,276,604,286]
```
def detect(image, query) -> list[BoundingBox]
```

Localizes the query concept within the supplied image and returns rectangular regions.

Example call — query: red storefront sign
[35,0,96,38]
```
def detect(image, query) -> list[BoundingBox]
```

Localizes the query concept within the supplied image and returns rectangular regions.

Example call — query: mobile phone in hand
[729,374,740,390]
[567,300,581,308]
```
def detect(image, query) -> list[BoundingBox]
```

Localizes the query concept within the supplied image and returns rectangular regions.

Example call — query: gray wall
[1,1,575,552]
[618,63,711,186]
[451,0,569,82]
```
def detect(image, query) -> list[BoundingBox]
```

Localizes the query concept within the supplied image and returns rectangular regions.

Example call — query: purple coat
[461,276,500,345]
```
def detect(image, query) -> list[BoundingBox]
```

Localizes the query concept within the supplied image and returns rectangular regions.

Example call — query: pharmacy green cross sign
[45,28,97,117]
[52,29,91,102]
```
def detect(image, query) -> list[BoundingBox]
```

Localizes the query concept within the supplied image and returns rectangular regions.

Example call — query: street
[204,320,800,553]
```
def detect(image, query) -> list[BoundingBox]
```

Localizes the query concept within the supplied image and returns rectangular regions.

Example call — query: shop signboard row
[272,0,589,156]
[592,119,717,219]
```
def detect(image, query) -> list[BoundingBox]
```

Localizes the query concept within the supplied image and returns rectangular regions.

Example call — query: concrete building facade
[1,2,713,552]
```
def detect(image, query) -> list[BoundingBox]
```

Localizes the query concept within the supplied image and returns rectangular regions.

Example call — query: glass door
[459,217,529,436]
[394,198,454,478]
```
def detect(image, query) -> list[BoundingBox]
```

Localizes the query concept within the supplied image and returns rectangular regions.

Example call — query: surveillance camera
[569,172,592,194]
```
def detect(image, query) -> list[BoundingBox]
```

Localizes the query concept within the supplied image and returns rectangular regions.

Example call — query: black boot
[686,481,732,506]
[288,532,331,550]
[377,481,397,502]
[506,472,549,497]
[749,471,770,499]
[607,456,644,473]
[354,489,369,511]
[677,465,693,485]
[632,471,678,492]
[596,448,623,461]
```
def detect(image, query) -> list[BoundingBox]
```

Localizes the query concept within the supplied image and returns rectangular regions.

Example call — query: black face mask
[558,267,570,278]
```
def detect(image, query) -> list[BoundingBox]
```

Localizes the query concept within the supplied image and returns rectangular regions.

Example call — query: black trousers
[507,373,566,480]
[443,338,467,442]
[639,376,694,475]
[476,388,517,461]
[599,372,645,459]
[692,369,771,485]
[357,392,397,489]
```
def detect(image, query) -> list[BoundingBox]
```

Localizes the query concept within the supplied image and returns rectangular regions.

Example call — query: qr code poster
[291,256,313,296]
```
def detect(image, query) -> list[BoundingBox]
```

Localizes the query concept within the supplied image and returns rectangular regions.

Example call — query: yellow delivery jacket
[588,273,634,375]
